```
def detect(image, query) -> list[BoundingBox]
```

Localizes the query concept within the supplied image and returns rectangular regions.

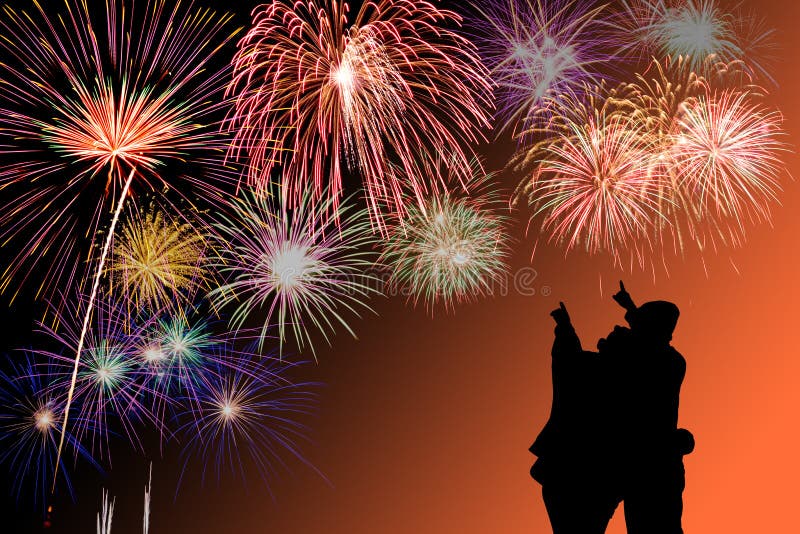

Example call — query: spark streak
[53,168,135,492]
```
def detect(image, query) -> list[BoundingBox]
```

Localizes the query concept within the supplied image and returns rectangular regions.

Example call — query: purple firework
[33,297,164,461]
[174,351,322,495]
[469,0,618,139]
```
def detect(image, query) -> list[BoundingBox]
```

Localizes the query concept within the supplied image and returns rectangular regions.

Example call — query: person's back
[615,340,685,458]
[619,341,687,534]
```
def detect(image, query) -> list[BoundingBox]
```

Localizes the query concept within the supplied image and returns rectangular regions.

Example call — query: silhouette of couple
[530,282,694,534]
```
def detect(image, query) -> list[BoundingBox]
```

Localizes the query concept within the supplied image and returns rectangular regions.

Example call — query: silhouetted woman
[530,302,620,534]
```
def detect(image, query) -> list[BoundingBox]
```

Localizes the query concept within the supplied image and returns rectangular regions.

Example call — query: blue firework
[174,350,322,494]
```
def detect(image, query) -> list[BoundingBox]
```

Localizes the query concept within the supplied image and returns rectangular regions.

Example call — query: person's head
[597,324,631,354]
[626,300,680,345]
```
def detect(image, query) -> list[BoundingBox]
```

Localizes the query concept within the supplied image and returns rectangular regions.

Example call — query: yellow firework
[109,208,208,310]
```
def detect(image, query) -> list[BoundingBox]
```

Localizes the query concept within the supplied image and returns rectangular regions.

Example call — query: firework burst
[109,206,209,313]
[381,159,511,309]
[0,0,242,486]
[0,355,97,508]
[0,0,240,301]
[617,57,786,251]
[175,355,320,492]
[34,298,163,460]
[615,57,758,252]
[107,205,208,310]
[513,58,788,269]
[673,90,787,237]
[145,316,215,385]
[654,0,740,68]
[515,87,667,264]
[226,0,492,230]
[617,1,764,72]
[133,313,221,438]
[210,188,379,355]
[469,0,615,138]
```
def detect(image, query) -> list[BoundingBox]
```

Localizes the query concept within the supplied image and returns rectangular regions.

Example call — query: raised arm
[550,302,582,357]
[613,280,637,312]
[613,281,639,327]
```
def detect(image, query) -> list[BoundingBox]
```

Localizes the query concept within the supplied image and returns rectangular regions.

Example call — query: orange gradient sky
[20,0,800,532]
[114,2,800,532]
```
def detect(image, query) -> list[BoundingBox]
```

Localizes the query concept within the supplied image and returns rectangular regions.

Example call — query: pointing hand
[612,281,636,311]
[550,301,571,326]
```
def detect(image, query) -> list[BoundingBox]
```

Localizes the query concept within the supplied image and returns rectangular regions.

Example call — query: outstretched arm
[551,302,582,357]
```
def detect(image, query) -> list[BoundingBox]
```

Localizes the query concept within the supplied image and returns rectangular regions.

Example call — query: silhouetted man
[530,302,620,534]
[609,282,693,534]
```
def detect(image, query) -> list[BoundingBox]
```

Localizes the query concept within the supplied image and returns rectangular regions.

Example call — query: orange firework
[0,0,240,302]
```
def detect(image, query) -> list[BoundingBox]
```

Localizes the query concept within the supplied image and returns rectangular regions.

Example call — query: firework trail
[53,169,134,478]
[97,489,114,534]
[469,0,616,138]
[226,0,493,231]
[143,463,152,534]
[175,353,321,494]
[0,0,240,302]
[381,158,511,309]
[210,188,379,356]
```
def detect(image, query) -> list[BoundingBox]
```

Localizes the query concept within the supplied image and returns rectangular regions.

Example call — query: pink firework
[519,88,666,263]
[673,89,787,237]
[226,0,493,231]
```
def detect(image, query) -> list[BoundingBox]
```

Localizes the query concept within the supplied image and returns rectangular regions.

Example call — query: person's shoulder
[665,345,686,368]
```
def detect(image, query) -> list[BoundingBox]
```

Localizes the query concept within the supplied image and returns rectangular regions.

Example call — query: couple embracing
[530,282,694,534]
